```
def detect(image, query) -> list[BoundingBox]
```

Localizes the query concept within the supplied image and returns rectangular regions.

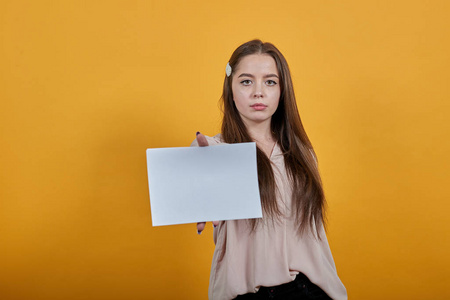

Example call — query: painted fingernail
[196,131,200,136]
[197,230,202,235]
[213,224,217,228]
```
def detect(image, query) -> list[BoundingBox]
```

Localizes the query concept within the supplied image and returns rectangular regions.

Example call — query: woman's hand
[196,132,220,234]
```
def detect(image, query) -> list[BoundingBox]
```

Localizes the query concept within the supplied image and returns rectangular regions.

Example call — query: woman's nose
[253,83,264,98]
[253,91,263,98]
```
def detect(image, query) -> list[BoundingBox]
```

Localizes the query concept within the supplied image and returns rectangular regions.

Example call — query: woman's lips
[251,103,267,111]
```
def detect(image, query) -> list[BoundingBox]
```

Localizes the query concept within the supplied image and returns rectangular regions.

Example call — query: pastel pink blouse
[191,134,347,300]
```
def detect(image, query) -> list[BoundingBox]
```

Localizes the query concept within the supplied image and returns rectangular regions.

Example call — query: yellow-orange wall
[1,1,449,299]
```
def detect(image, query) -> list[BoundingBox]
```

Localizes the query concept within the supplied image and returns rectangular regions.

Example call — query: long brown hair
[221,39,326,237]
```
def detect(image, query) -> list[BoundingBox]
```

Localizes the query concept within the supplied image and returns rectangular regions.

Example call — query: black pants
[234,273,332,300]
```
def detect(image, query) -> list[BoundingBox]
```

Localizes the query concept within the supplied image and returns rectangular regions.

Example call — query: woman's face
[231,54,281,129]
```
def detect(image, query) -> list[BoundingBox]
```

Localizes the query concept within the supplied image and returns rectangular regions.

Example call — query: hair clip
[226,62,232,77]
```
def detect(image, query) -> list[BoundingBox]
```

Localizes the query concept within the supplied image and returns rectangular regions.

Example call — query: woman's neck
[244,120,273,141]
[244,120,276,157]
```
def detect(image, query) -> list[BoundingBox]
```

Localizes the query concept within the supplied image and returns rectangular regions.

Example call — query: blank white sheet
[146,142,262,226]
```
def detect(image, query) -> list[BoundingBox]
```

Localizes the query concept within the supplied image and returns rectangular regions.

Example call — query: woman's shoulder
[190,133,223,147]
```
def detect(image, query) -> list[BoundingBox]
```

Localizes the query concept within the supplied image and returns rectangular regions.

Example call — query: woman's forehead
[235,54,278,75]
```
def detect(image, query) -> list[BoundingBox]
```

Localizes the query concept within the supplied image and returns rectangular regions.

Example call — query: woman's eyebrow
[238,73,254,78]
[237,73,279,78]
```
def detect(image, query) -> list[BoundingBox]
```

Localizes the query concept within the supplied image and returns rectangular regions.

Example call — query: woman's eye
[266,80,277,86]
[241,80,252,86]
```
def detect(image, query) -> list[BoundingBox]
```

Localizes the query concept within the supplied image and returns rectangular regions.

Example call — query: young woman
[192,40,347,300]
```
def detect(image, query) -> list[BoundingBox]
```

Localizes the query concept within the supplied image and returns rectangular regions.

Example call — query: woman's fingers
[197,222,206,234]
[197,221,221,235]
[196,132,209,147]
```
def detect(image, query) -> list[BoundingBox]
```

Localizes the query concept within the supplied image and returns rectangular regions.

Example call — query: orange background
[1,1,449,299]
